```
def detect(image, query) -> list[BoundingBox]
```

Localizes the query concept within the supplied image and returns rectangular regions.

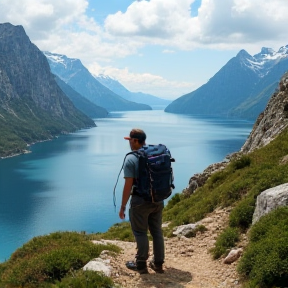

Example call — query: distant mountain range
[94,74,171,109]
[0,23,95,157]
[165,45,288,120]
[44,52,152,112]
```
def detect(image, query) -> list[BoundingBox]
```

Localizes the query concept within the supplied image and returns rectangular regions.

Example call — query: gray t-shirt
[123,153,139,178]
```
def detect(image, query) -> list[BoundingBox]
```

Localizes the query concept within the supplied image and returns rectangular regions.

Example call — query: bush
[92,222,134,241]
[0,232,120,287]
[238,207,288,288]
[56,270,114,288]
[211,227,240,259]
[231,155,251,170]
[229,196,255,229]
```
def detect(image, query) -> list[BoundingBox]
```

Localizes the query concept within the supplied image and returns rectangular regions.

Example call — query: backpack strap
[112,151,140,210]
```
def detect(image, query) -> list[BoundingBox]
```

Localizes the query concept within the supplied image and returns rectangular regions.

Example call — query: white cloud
[0,0,287,98]
[88,63,196,100]
[103,0,288,51]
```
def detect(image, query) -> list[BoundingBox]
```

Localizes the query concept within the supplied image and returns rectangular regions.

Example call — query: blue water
[0,110,253,262]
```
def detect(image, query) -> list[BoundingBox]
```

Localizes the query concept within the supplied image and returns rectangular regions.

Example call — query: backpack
[131,144,175,202]
[113,144,175,208]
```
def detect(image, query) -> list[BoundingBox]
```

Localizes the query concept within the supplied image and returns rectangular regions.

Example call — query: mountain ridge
[44,52,152,112]
[94,74,171,109]
[165,45,288,120]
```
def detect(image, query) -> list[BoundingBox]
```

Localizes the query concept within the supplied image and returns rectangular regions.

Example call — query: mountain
[54,75,108,119]
[94,74,171,109]
[44,52,152,112]
[0,23,95,157]
[165,45,288,120]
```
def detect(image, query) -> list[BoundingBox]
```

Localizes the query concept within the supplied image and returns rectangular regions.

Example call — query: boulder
[83,258,112,276]
[173,223,199,237]
[223,248,243,264]
[252,183,288,224]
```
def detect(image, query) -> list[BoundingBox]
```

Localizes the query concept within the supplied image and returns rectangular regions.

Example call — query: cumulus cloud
[0,0,287,98]
[104,0,288,50]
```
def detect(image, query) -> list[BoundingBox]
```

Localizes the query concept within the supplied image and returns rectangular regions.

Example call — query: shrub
[164,193,181,210]
[0,232,120,287]
[229,196,255,229]
[238,207,288,288]
[231,155,251,170]
[211,227,240,259]
[56,270,114,288]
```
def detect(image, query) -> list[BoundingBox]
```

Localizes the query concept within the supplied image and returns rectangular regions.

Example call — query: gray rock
[173,223,199,237]
[83,258,112,277]
[223,248,243,264]
[252,183,288,224]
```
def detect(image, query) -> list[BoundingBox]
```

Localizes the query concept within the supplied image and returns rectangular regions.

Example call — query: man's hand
[119,177,133,219]
[119,206,126,219]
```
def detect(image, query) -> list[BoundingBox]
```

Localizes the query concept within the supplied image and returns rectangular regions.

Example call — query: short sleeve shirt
[123,153,139,179]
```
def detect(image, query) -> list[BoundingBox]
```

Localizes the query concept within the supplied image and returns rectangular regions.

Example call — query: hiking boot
[125,261,148,274]
[149,261,164,273]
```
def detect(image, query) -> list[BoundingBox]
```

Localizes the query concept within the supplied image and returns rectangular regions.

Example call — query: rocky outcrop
[241,72,288,154]
[252,183,288,224]
[182,161,228,197]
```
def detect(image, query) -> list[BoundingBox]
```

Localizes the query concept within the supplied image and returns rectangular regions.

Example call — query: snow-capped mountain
[165,45,288,120]
[44,52,151,112]
[94,74,171,109]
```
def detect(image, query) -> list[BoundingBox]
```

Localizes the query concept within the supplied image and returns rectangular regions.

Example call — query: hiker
[119,128,165,274]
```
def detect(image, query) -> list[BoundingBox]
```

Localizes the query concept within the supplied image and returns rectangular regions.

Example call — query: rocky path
[95,208,244,288]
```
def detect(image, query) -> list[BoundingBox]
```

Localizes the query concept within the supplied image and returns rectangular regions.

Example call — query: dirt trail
[98,208,244,288]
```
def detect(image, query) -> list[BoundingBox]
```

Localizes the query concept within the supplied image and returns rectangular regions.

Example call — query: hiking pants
[129,195,164,267]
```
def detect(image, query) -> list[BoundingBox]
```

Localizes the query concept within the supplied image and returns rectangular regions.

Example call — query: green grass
[0,232,120,288]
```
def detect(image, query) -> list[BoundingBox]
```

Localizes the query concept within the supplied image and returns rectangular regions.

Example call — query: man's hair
[130,128,146,144]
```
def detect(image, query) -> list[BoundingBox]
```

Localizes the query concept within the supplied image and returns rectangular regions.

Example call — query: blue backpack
[131,144,175,202]
[113,144,175,208]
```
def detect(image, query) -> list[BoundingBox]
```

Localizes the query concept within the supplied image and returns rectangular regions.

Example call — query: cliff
[0,23,95,157]
[241,72,288,153]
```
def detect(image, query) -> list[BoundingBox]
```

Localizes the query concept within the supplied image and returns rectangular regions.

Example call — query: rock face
[182,161,228,196]
[252,183,288,224]
[241,72,288,153]
[0,23,95,157]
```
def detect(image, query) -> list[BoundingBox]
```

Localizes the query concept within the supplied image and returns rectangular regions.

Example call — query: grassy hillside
[1,128,288,287]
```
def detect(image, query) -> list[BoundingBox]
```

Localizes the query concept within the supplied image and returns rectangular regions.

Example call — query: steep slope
[0,23,95,157]
[54,76,108,119]
[44,52,152,112]
[241,71,288,153]
[165,45,288,120]
[95,74,171,108]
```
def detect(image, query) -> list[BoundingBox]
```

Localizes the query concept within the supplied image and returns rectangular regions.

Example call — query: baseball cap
[124,128,146,142]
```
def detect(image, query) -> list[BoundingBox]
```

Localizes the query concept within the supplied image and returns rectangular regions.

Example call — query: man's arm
[119,177,134,219]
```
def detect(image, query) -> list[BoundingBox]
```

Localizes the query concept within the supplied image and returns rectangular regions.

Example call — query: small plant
[211,227,240,259]
[56,270,114,288]
[231,155,251,170]
[229,196,255,229]
[185,225,208,238]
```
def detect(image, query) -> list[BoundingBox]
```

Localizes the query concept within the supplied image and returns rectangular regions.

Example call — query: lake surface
[0,110,253,262]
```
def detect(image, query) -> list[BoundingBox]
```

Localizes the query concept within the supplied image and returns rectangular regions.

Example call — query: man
[119,128,165,274]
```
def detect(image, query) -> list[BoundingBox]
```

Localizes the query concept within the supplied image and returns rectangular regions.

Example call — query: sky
[0,0,288,100]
